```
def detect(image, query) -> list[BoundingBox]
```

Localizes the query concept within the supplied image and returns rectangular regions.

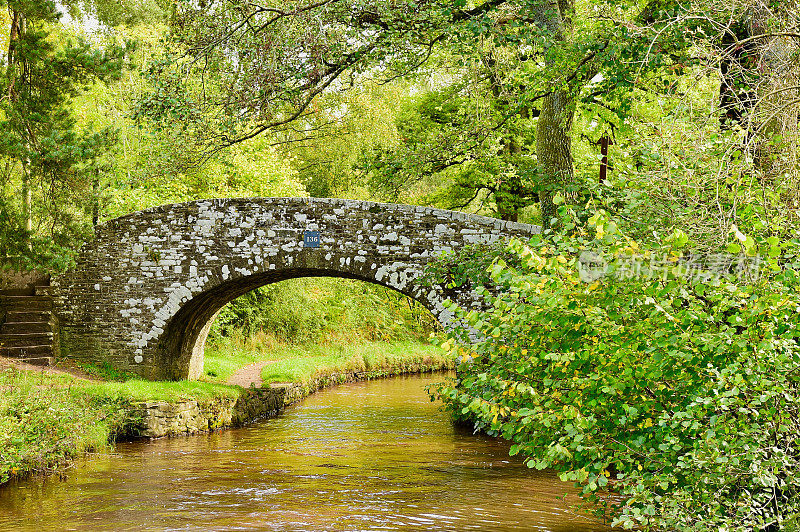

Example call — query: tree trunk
[744,3,799,182]
[8,7,32,239]
[21,159,30,234]
[537,89,575,228]
[7,7,24,101]
[535,0,576,230]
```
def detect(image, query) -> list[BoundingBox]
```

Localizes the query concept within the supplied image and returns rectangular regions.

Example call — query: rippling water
[0,373,615,531]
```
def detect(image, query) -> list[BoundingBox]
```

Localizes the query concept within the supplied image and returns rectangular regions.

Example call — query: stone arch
[53,198,539,380]
[162,269,442,381]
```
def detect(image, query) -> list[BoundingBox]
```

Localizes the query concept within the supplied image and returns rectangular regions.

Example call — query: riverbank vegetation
[0,361,249,484]
[432,212,800,529]
[0,367,129,485]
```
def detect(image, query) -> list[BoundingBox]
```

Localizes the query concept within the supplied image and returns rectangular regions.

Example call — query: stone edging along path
[127,362,451,439]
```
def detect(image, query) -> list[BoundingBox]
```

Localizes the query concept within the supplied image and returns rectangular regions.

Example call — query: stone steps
[0,346,54,366]
[0,289,55,366]
[6,310,51,322]
[0,288,34,296]
[0,321,51,334]
[0,344,53,356]
[0,332,54,347]
[0,295,53,311]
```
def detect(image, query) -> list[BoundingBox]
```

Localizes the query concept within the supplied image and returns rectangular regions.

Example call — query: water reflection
[0,374,615,531]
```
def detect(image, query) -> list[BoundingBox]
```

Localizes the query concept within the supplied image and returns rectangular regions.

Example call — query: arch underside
[158,267,435,381]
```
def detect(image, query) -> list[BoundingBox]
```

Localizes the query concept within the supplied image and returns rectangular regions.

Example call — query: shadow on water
[0,373,618,531]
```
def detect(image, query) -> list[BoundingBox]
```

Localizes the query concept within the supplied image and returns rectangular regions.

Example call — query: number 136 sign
[303,231,320,248]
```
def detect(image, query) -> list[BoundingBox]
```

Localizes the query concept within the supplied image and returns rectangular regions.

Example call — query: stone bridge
[53,198,540,380]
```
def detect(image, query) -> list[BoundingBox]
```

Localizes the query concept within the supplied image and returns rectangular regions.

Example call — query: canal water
[0,374,614,531]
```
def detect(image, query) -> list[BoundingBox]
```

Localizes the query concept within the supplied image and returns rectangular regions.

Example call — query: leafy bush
[433,216,800,530]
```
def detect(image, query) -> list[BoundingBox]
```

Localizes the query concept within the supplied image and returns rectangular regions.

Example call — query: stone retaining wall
[0,267,49,292]
[129,365,448,439]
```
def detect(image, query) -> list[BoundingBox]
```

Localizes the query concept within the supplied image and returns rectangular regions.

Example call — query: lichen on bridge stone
[53,198,540,381]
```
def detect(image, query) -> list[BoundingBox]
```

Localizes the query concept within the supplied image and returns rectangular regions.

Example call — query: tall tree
[0,0,127,263]
[534,0,575,227]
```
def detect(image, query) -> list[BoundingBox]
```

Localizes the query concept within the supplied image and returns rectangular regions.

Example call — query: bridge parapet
[53,198,540,380]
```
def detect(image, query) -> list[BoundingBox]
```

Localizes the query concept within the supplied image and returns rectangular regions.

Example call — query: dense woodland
[0,0,799,529]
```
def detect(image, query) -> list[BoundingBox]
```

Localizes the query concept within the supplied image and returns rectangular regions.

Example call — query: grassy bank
[259,341,451,383]
[0,366,243,485]
[1,339,450,486]
[203,337,450,384]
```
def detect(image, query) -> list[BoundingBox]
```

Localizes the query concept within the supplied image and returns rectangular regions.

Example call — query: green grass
[202,334,285,383]
[203,338,452,385]
[77,379,241,402]
[261,354,342,383]
[2,362,241,403]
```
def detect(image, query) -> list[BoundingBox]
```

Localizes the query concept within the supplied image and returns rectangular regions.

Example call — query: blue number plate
[303,231,320,248]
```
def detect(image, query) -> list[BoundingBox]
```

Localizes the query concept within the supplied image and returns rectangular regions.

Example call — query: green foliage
[84,0,167,27]
[363,86,539,221]
[104,136,305,218]
[133,0,456,162]
[419,241,520,310]
[0,197,80,270]
[288,84,402,200]
[433,217,800,530]
[209,278,437,345]
[0,0,129,269]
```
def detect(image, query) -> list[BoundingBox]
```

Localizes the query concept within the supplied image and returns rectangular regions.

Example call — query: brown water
[0,374,614,531]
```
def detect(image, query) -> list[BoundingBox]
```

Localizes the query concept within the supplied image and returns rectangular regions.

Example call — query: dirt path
[0,356,98,381]
[2,354,279,388]
[226,360,277,388]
